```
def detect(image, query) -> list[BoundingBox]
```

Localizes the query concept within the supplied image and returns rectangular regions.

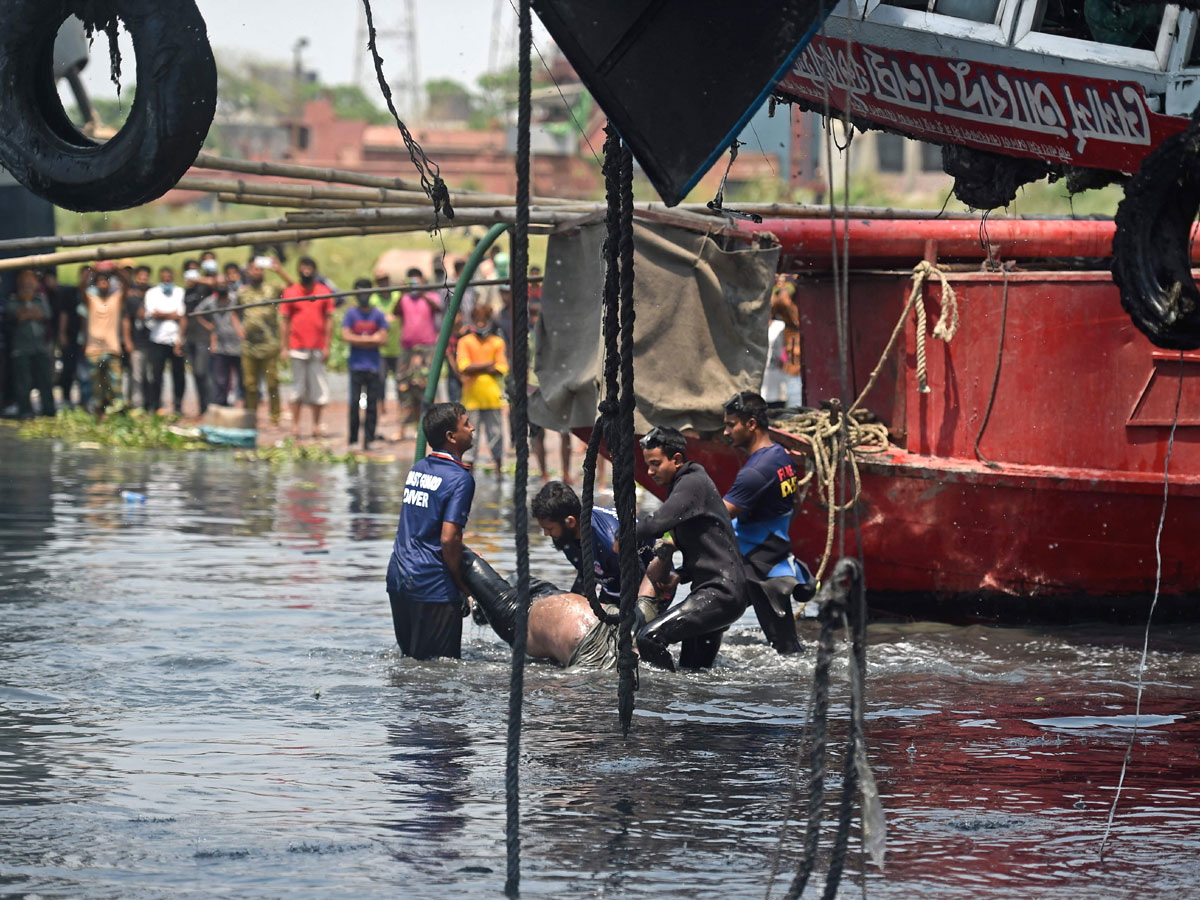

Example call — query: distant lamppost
[291,37,309,154]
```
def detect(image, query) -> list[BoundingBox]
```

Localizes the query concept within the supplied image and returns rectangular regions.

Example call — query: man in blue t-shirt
[722,391,805,654]
[342,284,389,448]
[530,480,663,618]
[386,402,477,659]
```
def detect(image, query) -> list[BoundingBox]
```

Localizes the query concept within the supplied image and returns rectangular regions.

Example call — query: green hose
[413,222,510,461]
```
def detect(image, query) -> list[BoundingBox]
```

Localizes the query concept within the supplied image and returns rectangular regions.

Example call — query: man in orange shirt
[280,257,335,439]
[456,304,508,473]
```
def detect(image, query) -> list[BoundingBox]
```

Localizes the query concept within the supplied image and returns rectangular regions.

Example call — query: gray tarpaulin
[528,219,780,436]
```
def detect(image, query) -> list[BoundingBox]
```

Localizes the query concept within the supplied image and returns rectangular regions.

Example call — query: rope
[614,139,641,735]
[360,0,453,223]
[503,1,533,892]
[1099,353,1185,862]
[774,404,888,583]
[776,559,869,900]
[973,266,1010,469]
[576,123,640,732]
[909,261,958,394]
[576,125,624,629]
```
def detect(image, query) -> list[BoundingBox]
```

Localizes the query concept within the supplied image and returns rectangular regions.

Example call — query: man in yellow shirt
[456,304,508,473]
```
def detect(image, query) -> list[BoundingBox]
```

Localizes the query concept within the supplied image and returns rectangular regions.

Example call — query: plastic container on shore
[120,491,147,504]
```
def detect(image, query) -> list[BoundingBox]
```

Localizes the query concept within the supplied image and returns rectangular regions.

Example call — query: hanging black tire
[0,0,217,212]
[1112,118,1200,350]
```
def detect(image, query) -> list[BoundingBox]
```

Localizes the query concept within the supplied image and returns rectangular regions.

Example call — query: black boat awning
[530,0,831,206]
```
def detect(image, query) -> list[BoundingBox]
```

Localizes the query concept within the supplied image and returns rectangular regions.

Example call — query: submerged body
[462,550,632,669]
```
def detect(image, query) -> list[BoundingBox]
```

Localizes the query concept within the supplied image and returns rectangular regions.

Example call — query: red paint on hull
[606,220,1200,617]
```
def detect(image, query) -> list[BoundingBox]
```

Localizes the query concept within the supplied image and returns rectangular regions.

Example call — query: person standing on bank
[634,427,747,671]
[721,391,805,654]
[280,257,334,439]
[342,281,389,449]
[181,260,213,416]
[195,279,243,407]
[143,266,186,415]
[123,265,152,410]
[239,258,288,427]
[386,402,477,660]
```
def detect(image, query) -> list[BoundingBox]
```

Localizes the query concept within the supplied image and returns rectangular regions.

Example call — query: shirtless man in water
[462,549,669,668]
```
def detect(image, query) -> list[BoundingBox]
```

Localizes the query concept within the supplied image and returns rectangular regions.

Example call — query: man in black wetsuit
[634,427,747,671]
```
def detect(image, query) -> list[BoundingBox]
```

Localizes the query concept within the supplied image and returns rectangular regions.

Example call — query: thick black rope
[577,124,626,629]
[779,559,865,900]
[782,582,839,900]
[503,0,533,893]
[613,139,640,735]
[360,0,453,224]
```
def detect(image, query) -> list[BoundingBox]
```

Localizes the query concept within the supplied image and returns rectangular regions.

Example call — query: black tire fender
[0,0,217,212]
[1112,120,1200,350]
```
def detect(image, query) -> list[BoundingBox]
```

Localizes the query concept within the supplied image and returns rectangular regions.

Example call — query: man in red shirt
[279,257,335,439]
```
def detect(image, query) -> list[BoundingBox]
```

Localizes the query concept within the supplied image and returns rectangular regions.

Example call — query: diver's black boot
[460,549,521,645]
[752,578,803,655]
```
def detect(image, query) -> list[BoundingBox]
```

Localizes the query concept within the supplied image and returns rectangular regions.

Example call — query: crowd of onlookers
[0,244,574,474]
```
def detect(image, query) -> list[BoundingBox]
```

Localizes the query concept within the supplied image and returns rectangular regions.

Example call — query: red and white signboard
[776,35,1189,172]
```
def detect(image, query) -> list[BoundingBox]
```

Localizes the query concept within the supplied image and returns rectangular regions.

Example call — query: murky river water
[1,429,1198,899]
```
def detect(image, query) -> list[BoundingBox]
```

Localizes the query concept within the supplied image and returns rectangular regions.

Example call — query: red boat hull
[601,219,1200,620]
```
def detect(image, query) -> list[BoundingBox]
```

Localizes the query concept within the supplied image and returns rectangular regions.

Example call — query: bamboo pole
[0,224,408,272]
[216,193,375,211]
[178,176,434,206]
[192,152,429,192]
[282,204,596,227]
[189,153,578,206]
[0,217,294,253]
[0,210,586,271]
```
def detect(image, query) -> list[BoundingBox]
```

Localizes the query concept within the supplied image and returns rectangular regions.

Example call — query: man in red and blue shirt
[386,402,476,659]
[722,391,807,654]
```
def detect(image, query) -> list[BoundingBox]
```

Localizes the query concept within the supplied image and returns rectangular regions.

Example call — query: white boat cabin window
[862,0,1019,41]
[1032,1,1166,50]
[1013,2,1179,70]
[879,0,1002,23]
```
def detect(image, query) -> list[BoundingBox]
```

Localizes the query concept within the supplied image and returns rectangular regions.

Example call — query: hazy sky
[79,0,553,102]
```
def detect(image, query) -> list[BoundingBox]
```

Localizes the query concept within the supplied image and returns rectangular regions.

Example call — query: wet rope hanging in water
[503,0,533,893]
[613,138,641,735]
[1099,353,1185,862]
[775,559,874,900]
[575,123,640,735]
[360,0,453,224]
[576,125,625,631]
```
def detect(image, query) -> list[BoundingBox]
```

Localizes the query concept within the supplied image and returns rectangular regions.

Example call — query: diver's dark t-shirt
[387,451,475,602]
[561,506,654,600]
[724,442,798,559]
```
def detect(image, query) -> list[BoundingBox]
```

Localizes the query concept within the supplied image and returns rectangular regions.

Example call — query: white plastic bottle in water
[120,491,147,503]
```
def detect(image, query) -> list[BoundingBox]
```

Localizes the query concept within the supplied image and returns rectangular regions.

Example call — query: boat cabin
[778,2,1200,176]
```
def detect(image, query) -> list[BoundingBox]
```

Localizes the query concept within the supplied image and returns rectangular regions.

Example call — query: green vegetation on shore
[6,410,383,464]
[12,408,208,451]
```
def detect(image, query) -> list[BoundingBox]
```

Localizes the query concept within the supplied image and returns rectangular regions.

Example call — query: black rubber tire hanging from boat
[1112,114,1200,350]
[0,0,217,212]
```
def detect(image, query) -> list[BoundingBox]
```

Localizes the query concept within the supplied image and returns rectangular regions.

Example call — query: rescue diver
[531,479,662,611]
[634,427,748,671]
[721,391,808,654]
